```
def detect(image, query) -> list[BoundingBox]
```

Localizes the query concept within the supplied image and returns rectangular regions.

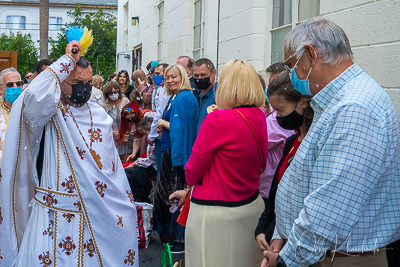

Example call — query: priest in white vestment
[0,41,138,267]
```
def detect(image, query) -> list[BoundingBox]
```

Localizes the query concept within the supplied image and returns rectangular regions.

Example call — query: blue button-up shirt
[197,82,218,133]
[274,64,400,266]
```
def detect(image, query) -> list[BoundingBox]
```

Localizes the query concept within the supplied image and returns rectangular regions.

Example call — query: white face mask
[109,93,119,100]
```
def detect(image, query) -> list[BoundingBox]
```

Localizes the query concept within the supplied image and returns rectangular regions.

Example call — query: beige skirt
[185,195,264,267]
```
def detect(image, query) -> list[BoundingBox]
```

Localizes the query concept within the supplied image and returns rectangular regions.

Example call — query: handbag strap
[233,109,265,174]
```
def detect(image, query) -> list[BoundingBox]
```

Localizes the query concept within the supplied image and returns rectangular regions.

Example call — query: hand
[147,138,154,146]
[256,233,269,253]
[157,119,165,130]
[137,77,144,86]
[127,161,137,168]
[169,190,188,206]
[113,130,120,142]
[260,258,268,267]
[126,153,136,162]
[65,40,81,63]
[207,104,218,114]
[268,239,285,253]
[263,251,279,267]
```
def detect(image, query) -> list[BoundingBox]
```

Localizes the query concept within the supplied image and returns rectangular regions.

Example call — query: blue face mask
[153,75,164,86]
[288,50,313,96]
[5,86,23,103]
[264,86,268,101]
[27,79,31,83]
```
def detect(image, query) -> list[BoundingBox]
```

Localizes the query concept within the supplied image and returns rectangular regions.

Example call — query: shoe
[170,243,184,254]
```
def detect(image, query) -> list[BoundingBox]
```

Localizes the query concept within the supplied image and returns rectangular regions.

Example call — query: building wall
[117,0,400,113]
[320,0,400,115]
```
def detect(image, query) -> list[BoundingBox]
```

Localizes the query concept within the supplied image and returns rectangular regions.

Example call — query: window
[49,17,63,31]
[193,0,203,60]
[158,1,164,61]
[270,0,320,63]
[6,15,26,30]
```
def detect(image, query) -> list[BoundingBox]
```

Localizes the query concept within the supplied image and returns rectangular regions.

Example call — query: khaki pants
[312,248,388,267]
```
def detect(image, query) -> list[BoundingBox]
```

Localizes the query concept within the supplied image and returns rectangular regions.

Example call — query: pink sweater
[185,107,268,206]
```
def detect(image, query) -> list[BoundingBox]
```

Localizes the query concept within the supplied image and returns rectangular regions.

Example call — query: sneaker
[170,243,185,254]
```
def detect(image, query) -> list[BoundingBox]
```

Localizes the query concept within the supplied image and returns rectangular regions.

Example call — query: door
[0,51,18,72]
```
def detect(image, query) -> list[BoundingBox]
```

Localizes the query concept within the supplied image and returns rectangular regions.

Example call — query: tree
[39,0,49,59]
[50,4,117,80]
[0,32,39,76]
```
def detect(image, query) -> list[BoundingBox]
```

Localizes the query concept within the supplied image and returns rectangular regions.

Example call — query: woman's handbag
[233,109,265,174]
[176,188,192,227]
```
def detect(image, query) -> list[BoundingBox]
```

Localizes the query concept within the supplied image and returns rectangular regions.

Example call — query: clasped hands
[256,235,285,267]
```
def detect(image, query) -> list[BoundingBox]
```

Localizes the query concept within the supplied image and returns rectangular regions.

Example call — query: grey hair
[0,67,21,85]
[284,17,354,65]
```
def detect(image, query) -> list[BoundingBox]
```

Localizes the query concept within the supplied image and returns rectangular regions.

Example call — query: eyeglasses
[25,75,32,79]
[4,81,24,88]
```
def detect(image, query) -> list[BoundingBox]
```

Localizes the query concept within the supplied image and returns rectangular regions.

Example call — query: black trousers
[125,165,156,203]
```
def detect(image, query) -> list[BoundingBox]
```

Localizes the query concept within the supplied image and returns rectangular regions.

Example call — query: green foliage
[0,31,39,76]
[50,4,117,80]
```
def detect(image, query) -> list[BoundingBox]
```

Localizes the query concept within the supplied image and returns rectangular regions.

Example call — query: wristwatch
[276,255,287,267]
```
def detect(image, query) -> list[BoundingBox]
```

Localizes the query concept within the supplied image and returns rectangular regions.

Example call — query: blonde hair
[92,75,104,89]
[164,64,192,96]
[216,59,265,110]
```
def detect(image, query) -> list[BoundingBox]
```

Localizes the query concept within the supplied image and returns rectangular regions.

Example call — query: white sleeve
[23,54,75,150]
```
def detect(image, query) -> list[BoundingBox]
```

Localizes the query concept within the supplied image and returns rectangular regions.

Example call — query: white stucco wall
[218,0,268,72]
[320,0,400,115]
[117,0,400,114]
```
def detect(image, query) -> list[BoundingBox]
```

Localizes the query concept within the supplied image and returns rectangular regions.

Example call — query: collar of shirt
[311,63,362,112]
[200,81,218,98]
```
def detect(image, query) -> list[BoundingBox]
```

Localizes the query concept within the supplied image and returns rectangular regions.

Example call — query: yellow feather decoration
[79,27,94,56]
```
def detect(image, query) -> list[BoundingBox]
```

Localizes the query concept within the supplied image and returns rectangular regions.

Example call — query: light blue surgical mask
[5,86,23,103]
[287,50,314,96]
[264,86,268,101]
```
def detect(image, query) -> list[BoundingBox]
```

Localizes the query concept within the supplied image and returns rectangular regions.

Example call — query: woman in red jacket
[172,59,268,266]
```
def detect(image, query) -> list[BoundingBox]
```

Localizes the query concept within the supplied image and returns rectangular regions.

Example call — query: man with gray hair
[263,17,400,267]
[0,67,23,162]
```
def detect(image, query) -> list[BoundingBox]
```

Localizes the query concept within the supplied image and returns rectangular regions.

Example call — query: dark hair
[258,73,266,89]
[155,63,169,73]
[138,116,153,132]
[103,81,121,103]
[194,58,215,72]
[35,59,53,74]
[146,62,151,71]
[178,56,194,69]
[268,70,314,133]
[76,57,91,69]
[24,71,32,76]
[266,62,286,74]
[117,70,131,88]
[107,73,117,82]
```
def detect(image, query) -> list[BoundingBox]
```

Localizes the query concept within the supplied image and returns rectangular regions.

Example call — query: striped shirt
[274,64,400,266]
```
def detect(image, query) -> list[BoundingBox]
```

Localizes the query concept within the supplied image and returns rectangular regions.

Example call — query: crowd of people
[0,17,399,267]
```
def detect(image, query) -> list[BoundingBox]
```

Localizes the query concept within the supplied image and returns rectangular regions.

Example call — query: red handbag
[176,188,192,227]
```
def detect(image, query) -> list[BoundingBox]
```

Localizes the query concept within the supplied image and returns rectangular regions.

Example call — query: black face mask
[276,108,304,130]
[67,83,92,106]
[129,115,137,122]
[194,76,212,90]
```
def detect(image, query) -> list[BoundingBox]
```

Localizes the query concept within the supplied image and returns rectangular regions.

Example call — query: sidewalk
[139,233,185,267]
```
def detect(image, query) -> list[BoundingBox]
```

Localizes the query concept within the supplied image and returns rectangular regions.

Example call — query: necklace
[3,99,11,111]
[67,103,103,170]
